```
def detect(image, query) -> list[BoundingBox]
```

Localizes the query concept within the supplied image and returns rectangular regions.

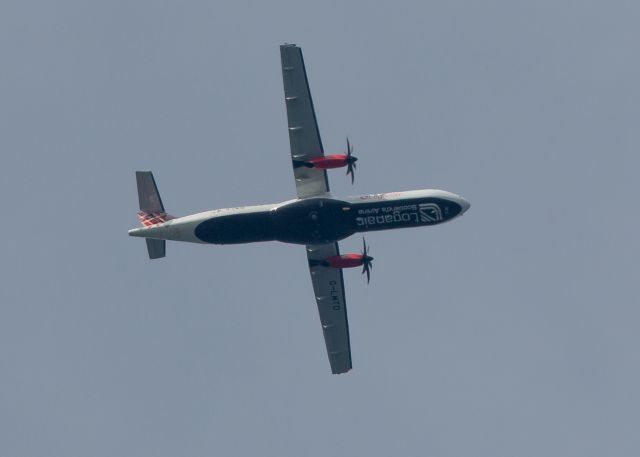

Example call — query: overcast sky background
[1,1,639,456]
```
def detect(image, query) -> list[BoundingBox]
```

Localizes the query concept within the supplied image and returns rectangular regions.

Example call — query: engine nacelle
[309,253,365,269]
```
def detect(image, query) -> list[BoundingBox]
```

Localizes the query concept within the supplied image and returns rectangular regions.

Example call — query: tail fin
[135,171,172,259]
[136,171,166,214]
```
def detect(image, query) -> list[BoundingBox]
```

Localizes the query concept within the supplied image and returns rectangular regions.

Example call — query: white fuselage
[129,189,470,246]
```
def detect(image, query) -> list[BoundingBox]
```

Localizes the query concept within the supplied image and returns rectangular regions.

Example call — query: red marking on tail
[137,211,175,227]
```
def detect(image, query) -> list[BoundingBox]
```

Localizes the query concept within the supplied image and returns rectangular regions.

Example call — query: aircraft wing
[280,44,330,199]
[306,243,353,374]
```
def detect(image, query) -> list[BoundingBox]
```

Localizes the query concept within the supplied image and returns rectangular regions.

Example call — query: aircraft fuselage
[128,189,470,246]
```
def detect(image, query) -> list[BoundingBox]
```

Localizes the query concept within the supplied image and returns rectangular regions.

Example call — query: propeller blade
[360,237,373,283]
[345,137,357,184]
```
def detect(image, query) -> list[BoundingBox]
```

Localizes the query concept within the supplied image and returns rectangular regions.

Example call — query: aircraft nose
[447,193,470,215]
[458,197,470,214]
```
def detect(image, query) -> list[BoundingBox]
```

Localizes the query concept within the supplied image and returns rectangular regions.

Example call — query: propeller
[361,237,374,283]
[345,137,358,184]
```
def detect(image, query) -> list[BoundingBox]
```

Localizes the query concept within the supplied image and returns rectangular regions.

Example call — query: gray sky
[2,1,639,456]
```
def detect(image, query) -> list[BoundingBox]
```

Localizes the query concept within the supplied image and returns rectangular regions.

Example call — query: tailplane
[145,238,166,259]
[135,171,174,259]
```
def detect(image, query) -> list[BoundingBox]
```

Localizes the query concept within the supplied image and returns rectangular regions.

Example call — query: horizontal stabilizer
[146,238,166,259]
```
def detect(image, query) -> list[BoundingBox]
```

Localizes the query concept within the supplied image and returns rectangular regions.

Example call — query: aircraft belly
[193,201,355,246]
[191,196,463,245]
[272,198,355,245]
[194,212,277,244]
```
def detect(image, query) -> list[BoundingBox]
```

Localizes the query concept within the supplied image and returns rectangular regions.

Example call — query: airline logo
[419,203,443,223]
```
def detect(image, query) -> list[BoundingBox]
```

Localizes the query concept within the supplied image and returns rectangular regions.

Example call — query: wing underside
[280,44,330,199]
[281,44,351,373]
[306,243,352,374]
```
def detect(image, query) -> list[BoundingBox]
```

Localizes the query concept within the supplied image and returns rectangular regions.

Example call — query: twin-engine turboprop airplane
[129,44,470,374]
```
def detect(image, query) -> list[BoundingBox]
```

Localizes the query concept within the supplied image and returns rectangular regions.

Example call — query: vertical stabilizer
[136,171,165,213]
